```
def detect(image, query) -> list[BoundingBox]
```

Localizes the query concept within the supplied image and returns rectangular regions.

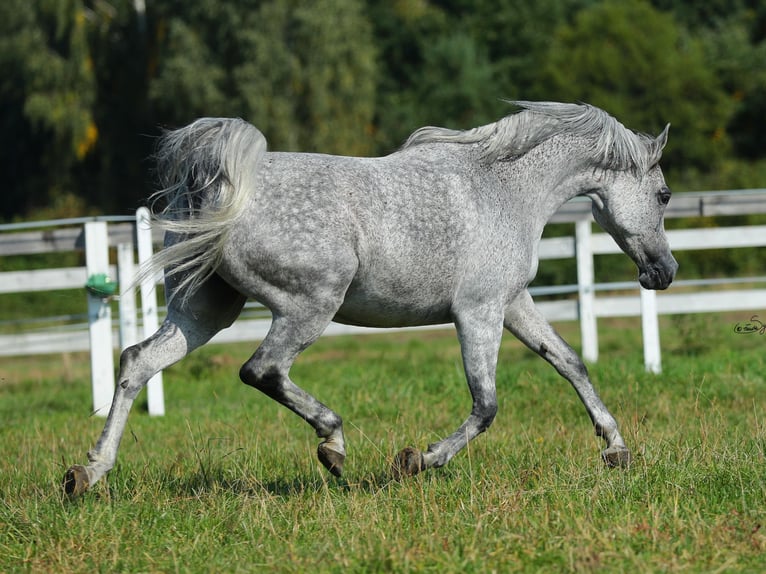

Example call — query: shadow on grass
[161,466,416,498]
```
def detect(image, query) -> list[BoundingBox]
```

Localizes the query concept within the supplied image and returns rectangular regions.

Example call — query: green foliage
[377,30,497,145]
[651,0,749,29]
[236,0,378,155]
[0,0,96,217]
[20,0,97,160]
[697,14,766,160]
[1,0,766,220]
[149,19,228,121]
[233,1,303,150]
[459,0,597,98]
[542,0,733,175]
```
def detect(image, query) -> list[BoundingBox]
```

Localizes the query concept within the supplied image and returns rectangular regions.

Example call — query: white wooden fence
[2,190,766,415]
[0,208,165,416]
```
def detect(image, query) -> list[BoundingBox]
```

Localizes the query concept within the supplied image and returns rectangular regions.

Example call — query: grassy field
[1,314,764,573]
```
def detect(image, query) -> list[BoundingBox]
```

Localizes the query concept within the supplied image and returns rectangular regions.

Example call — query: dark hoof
[602,446,632,468]
[63,465,90,497]
[317,443,345,477]
[391,447,426,479]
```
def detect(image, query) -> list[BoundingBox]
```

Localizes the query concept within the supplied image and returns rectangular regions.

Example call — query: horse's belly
[334,290,453,328]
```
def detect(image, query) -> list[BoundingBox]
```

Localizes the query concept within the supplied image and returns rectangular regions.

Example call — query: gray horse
[64,101,677,496]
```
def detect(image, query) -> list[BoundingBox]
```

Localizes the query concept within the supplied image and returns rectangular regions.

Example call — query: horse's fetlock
[86,450,111,471]
[594,421,618,444]
[424,446,448,468]
[316,414,343,440]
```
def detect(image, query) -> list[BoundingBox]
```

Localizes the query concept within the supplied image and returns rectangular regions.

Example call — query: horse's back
[256,148,479,255]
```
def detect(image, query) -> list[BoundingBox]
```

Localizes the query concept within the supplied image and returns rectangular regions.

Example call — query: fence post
[136,207,165,416]
[640,287,662,373]
[117,242,138,350]
[85,222,115,416]
[576,219,598,362]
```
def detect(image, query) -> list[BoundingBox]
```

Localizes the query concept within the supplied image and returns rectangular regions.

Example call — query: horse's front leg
[504,290,631,467]
[393,305,504,477]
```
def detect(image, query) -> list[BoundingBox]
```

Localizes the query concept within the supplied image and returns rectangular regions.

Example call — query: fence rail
[2,190,766,414]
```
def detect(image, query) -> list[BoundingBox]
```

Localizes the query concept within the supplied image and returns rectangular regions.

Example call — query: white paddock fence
[1,209,165,416]
[1,190,766,416]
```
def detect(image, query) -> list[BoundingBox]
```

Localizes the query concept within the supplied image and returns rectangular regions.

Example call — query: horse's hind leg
[239,307,346,476]
[63,274,246,496]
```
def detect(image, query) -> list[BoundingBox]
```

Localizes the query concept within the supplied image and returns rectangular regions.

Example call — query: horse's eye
[658,186,671,206]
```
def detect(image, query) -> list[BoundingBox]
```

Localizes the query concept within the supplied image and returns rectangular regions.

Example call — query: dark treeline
[2,0,766,221]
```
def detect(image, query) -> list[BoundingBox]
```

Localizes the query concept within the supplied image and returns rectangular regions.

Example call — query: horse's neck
[489,139,589,223]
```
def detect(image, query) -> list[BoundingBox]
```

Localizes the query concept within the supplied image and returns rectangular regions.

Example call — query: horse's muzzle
[638,256,678,290]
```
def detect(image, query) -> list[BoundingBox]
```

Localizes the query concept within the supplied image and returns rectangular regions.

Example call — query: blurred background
[1,0,765,222]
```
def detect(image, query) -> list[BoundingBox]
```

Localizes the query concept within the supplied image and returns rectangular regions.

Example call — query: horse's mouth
[638,257,678,290]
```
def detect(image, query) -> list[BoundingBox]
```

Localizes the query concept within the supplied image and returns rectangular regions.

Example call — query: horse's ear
[647,123,670,168]
[655,123,670,151]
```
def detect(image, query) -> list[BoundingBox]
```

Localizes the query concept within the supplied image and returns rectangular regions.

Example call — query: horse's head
[586,125,678,290]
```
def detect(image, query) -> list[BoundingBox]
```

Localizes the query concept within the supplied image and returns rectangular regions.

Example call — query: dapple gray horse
[64,101,677,496]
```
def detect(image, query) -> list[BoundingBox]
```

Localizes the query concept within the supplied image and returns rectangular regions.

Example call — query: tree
[146,1,236,125]
[541,0,733,175]
[233,1,303,151]
[649,0,766,163]
[369,1,500,148]
[457,0,597,99]
[2,0,765,220]
[234,0,378,155]
[0,0,96,218]
[694,15,766,161]
[650,0,748,29]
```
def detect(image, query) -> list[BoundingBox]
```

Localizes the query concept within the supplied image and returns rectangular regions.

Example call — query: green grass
[1,315,765,572]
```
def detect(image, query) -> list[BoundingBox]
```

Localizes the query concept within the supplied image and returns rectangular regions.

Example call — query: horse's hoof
[602,446,632,468]
[317,443,345,477]
[391,447,426,479]
[63,465,90,497]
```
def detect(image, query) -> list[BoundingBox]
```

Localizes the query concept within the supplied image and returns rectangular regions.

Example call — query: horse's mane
[402,101,664,173]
